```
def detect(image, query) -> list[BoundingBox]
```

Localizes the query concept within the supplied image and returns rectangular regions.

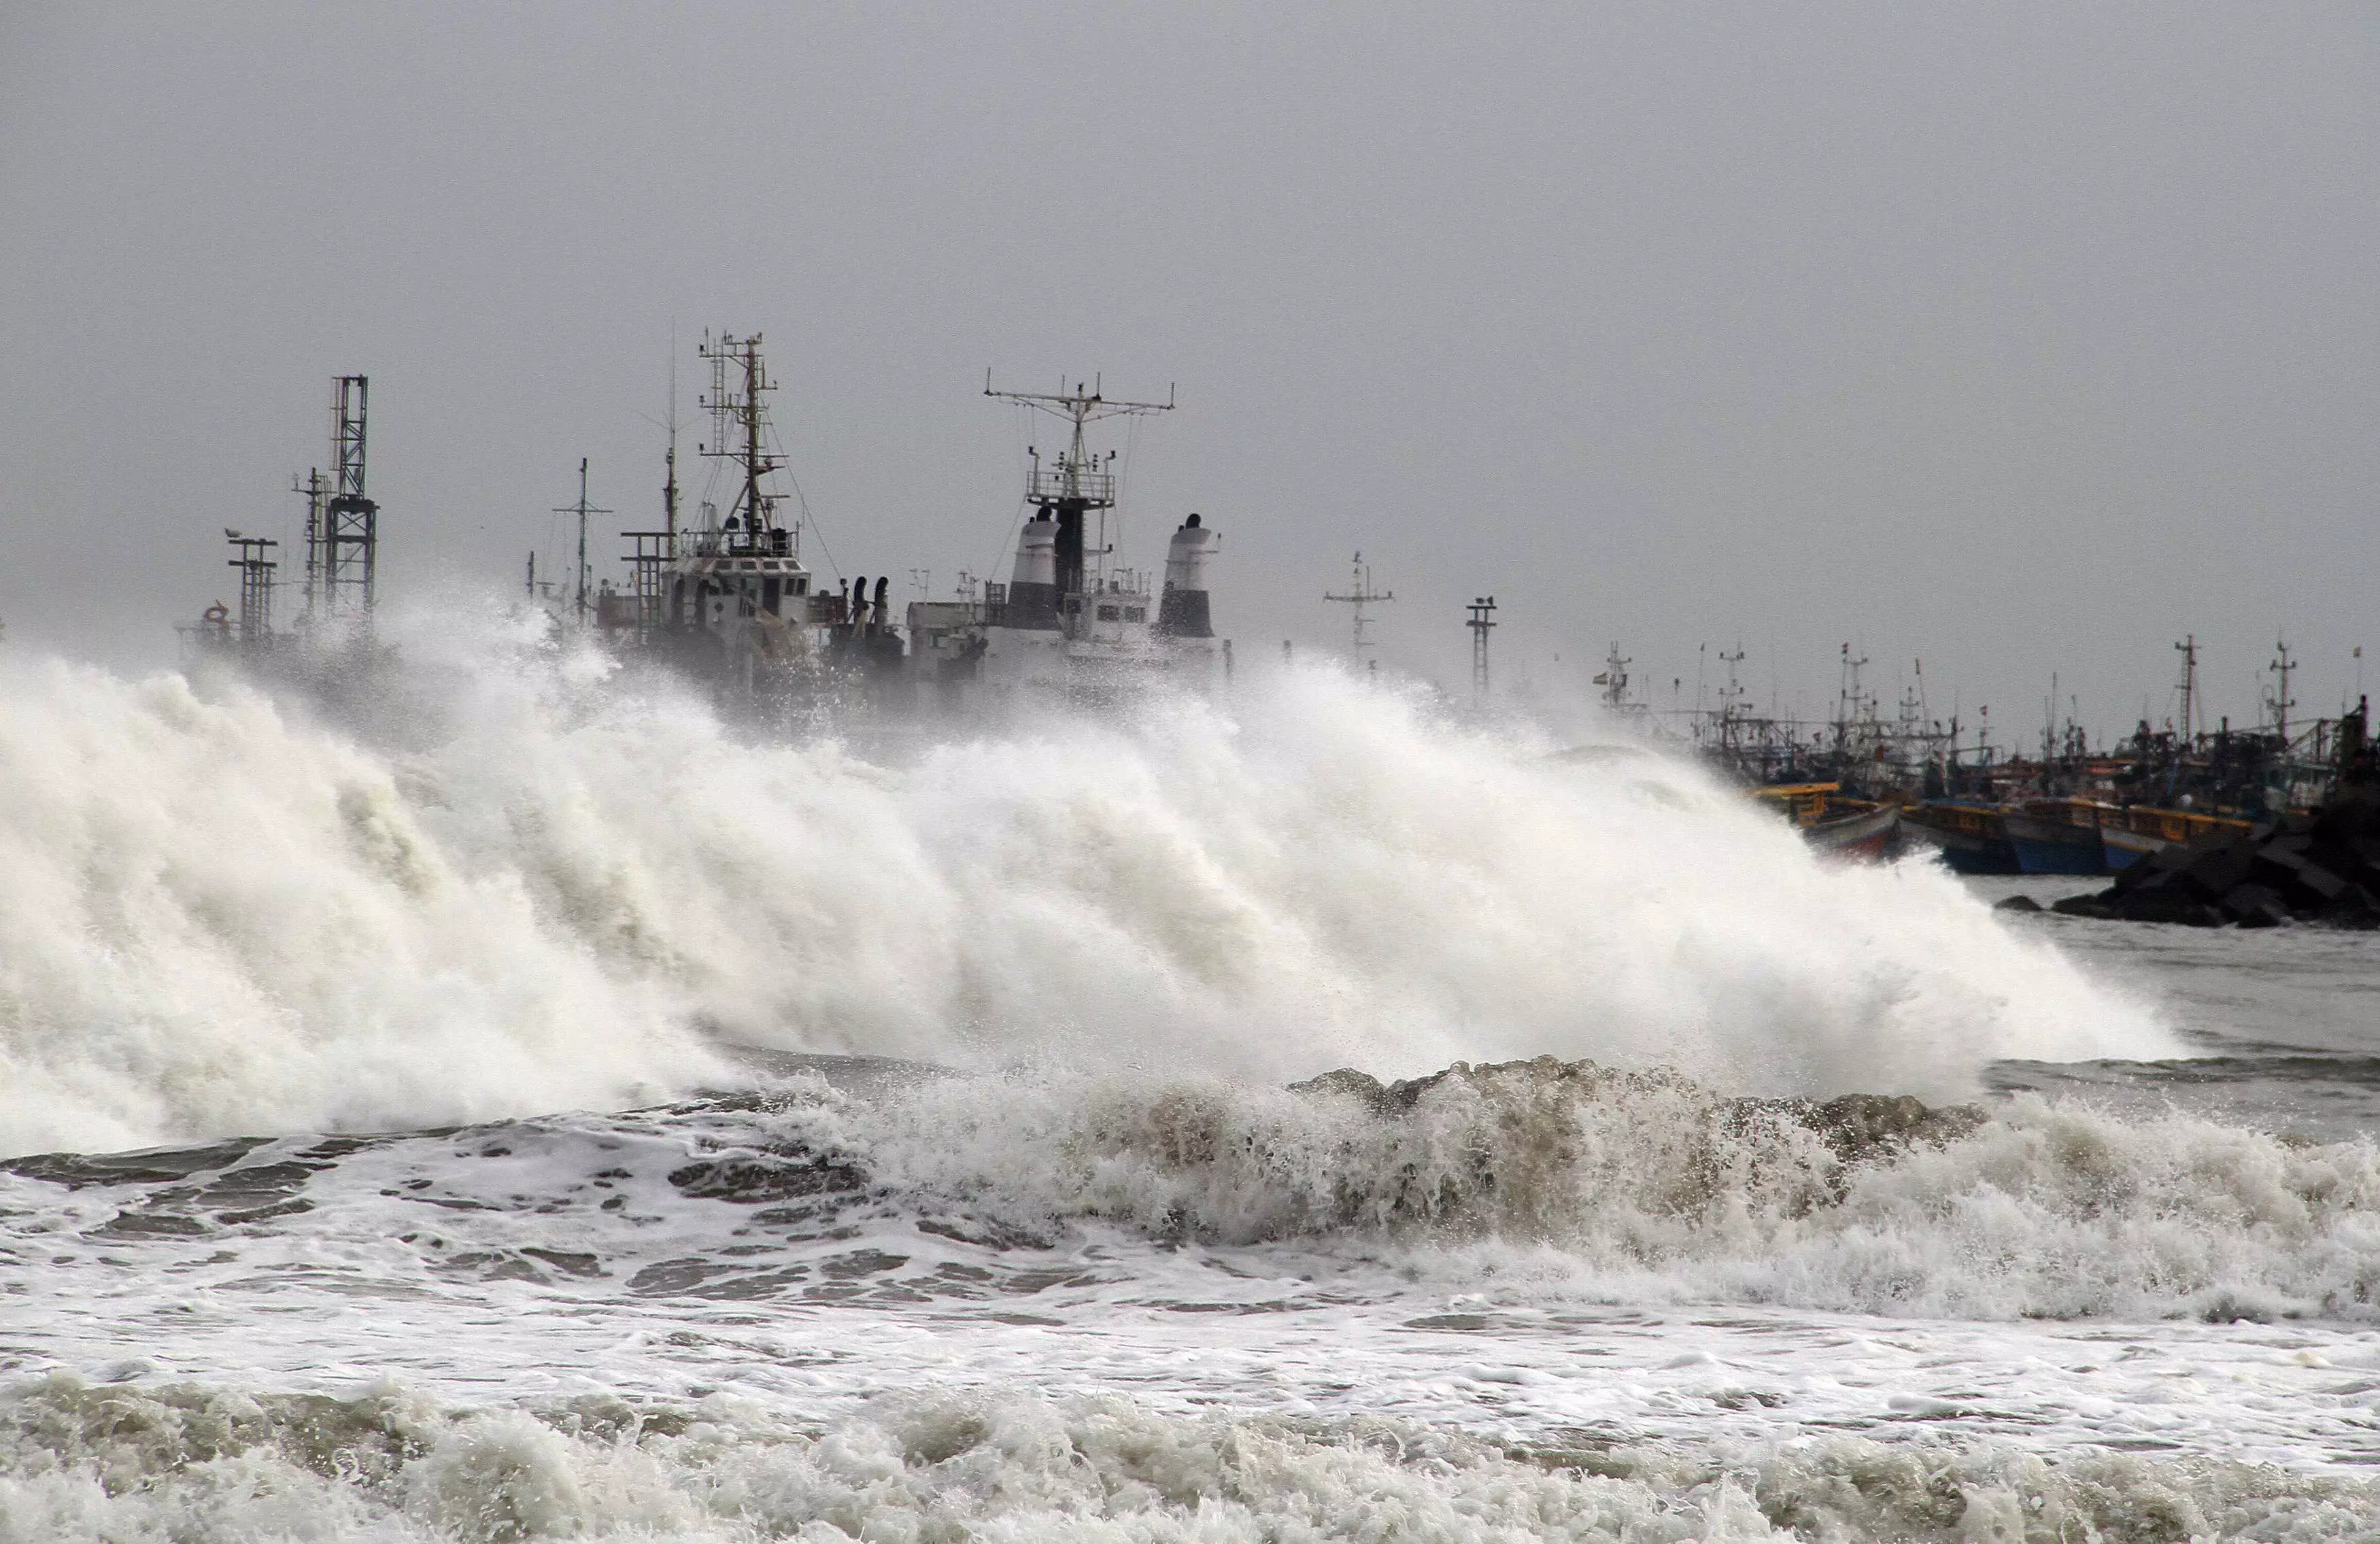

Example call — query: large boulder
[2054,789,2380,929]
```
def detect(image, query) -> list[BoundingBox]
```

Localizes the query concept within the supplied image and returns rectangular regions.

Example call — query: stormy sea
[3,605,2376,1543]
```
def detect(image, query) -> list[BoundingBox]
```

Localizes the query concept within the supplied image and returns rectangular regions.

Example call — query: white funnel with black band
[1157,513,1219,639]
[1005,511,1061,628]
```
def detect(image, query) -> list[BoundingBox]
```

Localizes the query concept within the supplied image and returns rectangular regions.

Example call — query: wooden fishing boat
[1748,783,1900,861]
[2003,799,2120,876]
[1902,800,2022,874]
[2096,805,2254,871]
[1804,800,1901,860]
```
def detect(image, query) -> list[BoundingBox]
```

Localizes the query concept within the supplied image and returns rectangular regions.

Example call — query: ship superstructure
[594,332,900,699]
[902,376,1224,710]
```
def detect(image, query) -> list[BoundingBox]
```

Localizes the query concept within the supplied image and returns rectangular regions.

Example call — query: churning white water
[27,610,2374,1543]
[0,607,2171,1156]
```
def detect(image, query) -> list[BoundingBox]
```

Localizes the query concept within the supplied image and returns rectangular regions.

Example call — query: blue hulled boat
[2003,800,2115,876]
[1903,801,2022,874]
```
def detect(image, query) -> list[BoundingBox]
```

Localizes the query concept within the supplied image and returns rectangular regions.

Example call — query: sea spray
[0,604,2175,1155]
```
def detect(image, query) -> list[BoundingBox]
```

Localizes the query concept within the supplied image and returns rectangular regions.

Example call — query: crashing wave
[0,623,2172,1155]
[848,1057,2380,1320]
[1,1375,2370,1544]
[12,1055,2375,1323]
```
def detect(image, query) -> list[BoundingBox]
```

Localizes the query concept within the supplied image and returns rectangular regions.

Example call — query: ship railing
[675,528,792,561]
[1028,466,1115,504]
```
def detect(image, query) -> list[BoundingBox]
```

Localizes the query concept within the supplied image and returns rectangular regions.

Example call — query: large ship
[900,377,1224,713]
[582,342,1224,717]
[592,333,898,703]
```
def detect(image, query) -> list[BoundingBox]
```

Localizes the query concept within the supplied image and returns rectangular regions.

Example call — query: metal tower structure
[225,531,278,647]
[2269,637,2297,744]
[1324,552,1394,657]
[321,375,378,617]
[985,372,1174,603]
[1466,596,1497,703]
[291,468,328,619]
[2175,634,2200,744]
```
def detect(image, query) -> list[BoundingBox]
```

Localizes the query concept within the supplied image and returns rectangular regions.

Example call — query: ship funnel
[1157,513,1219,639]
[1005,510,1061,629]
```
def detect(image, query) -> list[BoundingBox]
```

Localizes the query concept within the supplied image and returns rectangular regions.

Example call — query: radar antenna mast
[984,371,1175,605]
[1324,552,1394,657]
[700,332,787,541]
[552,458,610,628]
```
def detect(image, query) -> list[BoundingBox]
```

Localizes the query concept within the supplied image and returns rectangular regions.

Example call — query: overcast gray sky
[3,3,2374,740]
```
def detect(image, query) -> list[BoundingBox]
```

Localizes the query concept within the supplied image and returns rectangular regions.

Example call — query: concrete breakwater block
[2053,791,2380,929]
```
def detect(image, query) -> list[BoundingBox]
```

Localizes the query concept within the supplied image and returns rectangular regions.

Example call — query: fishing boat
[1902,800,2022,874]
[1749,783,1901,862]
[1806,801,1901,860]
[2001,798,2117,876]
[2097,805,2254,871]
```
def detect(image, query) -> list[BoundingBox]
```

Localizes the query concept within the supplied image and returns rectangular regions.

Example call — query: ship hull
[2003,811,2109,876]
[2095,808,2254,873]
[1804,803,1899,861]
[2100,825,2164,871]
[1904,804,2022,874]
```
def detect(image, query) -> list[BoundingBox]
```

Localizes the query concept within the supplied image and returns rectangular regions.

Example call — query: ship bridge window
[1097,604,1121,621]
[792,575,808,595]
[1124,606,1145,623]
[763,576,781,612]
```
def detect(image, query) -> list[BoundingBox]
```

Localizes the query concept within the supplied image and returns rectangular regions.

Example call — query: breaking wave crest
[3,1376,2371,1544]
[0,606,2173,1156]
[13,1056,2374,1323]
[830,1057,2380,1320]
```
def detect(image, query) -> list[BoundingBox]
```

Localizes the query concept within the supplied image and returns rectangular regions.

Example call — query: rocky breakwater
[2052,788,2380,929]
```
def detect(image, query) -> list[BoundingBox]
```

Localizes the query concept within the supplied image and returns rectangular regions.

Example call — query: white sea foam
[845,1061,2380,1320]
[0,604,2175,1155]
[1,1376,2370,1544]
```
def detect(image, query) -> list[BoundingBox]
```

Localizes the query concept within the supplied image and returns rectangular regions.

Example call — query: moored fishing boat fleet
[1579,629,2368,874]
[1679,645,2373,874]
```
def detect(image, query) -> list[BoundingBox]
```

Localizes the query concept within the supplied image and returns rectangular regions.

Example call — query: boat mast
[1324,552,1394,657]
[552,458,608,628]
[664,343,680,545]
[2269,636,2295,745]
[984,372,1174,606]
[701,332,785,541]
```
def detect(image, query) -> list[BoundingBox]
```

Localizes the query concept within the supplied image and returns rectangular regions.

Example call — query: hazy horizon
[3,3,2374,741]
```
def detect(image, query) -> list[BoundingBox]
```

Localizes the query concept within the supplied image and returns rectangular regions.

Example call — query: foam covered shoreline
[5,1376,2373,1544]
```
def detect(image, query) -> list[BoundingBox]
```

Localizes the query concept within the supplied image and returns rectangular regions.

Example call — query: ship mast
[551,458,609,628]
[2269,636,2296,744]
[1324,552,1394,657]
[701,332,785,541]
[985,373,1174,604]
[1599,642,1631,713]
